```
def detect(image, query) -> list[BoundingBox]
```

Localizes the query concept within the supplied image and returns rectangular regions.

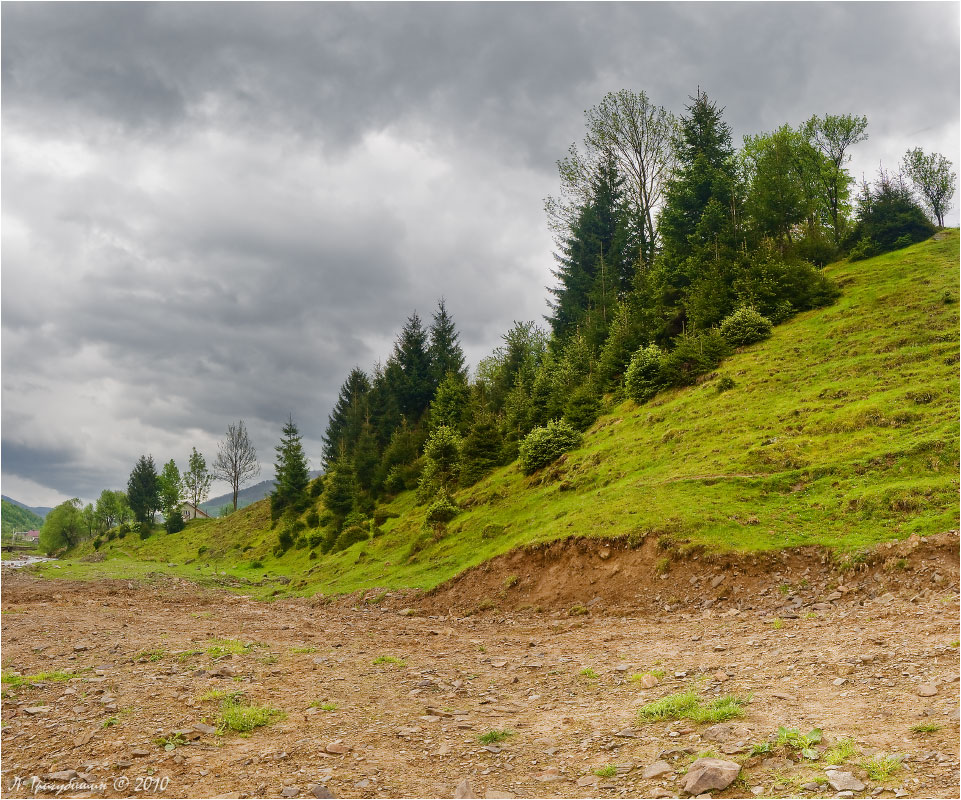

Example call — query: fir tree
[392,312,433,422]
[428,299,466,386]
[127,455,160,524]
[322,368,370,467]
[323,457,356,523]
[460,412,504,487]
[271,416,310,516]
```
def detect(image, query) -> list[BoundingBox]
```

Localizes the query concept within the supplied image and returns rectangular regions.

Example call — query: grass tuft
[639,690,749,724]
[478,729,515,745]
[860,753,902,781]
[216,700,285,733]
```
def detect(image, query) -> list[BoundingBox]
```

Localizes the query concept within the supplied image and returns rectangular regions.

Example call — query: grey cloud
[2,2,958,504]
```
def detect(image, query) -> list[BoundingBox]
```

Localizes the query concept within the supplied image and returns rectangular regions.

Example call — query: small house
[180,502,211,522]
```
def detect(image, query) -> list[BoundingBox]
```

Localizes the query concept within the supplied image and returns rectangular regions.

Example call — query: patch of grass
[177,649,204,662]
[639,690,749,724]
[372,655,406,666]
[190,611,213,619]
[686,694,750,724]
[289,646,318,654]
[206,638,255,658]
[771,617,784,630]
[580,667,599,679]
[216,700,285,734]
[771,726,823,760]
[910,722,941,734]
[137,648,166,662]
[860,753,902,781]
[568,603,589,616]
[502,574,520,589]
[309,700,337,711]
[1,670,80,686]
[593,764,618,778]
[478,729,515,745]
[101,716,119,728]
[630,668,666,683]
[823,736,858,765]
[198,688,245,703]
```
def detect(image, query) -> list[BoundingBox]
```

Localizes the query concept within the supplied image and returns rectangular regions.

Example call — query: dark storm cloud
[2,2,958,504]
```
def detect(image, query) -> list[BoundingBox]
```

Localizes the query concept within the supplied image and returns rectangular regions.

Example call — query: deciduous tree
[902,147,956,228]
[181,447,212,507]
[212,420,260,511]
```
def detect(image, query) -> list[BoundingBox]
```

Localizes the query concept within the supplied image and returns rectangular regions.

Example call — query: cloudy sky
[2,2,958,507]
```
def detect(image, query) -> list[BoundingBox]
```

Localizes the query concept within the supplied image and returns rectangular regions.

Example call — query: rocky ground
[1,534,959,800]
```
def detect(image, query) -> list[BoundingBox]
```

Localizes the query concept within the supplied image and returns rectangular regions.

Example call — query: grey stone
[680,758,740,795]
[43,771,79,781]
[643,761,674,779]
[280,787,299,798]
[824,770,866,792]
[309,785,336,799]
[454,778,478,798]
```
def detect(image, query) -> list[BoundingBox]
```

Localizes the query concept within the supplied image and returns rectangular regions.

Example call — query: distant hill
[1,495,52,521]
[199,471,322,516]
[1,499,45,535]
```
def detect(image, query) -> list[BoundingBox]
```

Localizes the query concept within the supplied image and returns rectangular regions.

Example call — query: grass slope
[49,233,960,598]
[1,499,44,536]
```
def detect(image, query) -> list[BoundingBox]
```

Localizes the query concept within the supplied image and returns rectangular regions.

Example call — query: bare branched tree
[212,420,260,511]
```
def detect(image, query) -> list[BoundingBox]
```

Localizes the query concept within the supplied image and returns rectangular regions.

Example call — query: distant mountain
[1,498,45,535]
[199,471,322,516]
[1,495,53,521]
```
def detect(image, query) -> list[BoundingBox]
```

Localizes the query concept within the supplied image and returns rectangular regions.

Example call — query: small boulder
[309,786,336,799]
[643,761,674,779]
[824,770,866,792]
[280,787,299,798]
[454,778,478,798]
[680,758,740,795]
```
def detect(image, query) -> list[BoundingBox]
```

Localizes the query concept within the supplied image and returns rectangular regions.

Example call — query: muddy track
[1,534,959,800]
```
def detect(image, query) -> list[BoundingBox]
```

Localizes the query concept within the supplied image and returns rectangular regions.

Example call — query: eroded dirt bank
[1,534,959,799]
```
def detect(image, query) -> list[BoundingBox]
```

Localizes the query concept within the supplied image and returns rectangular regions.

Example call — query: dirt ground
[1,533,959,800]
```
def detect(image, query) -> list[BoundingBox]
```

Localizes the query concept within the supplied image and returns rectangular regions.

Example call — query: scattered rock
[192,722,217,735]
[638,673,659,688]
[131,748,150,757]
[454,778,478,798]
[324,741,350,755]
[23,706,51,715]
[577,776,597,787]
[309,786,336,799]
[917,684,939,697]
[280,786,299,798]
[824,770,866,792]
[643,760,673,779]
[679,758,741,795]
[43,770,79,781]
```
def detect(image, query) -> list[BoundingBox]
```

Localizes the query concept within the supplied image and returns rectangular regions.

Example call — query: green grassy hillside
[50,232,959,597]
[1,499,44,536]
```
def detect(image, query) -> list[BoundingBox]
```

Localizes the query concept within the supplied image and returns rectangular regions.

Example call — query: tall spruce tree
[322,368,371,467]
[428,299,466,386]
[392,312,433,422]
[271,416,310,516]
[127,455,160,524]
[549,150,633,347]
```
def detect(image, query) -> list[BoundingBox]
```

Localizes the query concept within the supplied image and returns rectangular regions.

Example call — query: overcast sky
[2,2,958,507]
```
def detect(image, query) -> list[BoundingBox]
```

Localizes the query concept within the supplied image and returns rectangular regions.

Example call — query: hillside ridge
[43,232,961,599]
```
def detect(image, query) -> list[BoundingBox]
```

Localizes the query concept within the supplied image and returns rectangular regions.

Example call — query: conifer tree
[428,299,466,386]
[271,416,310,516]
[392,312,433,422]
[322,368,370,467]
[127,455,160,524]
[323,457,356,523]
[460,412,504,487]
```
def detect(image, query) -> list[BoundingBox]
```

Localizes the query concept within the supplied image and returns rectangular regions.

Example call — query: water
[1,554,56,569]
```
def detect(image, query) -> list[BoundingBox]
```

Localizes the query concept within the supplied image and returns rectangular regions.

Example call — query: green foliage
[478,729,515,745]
[848,168,935,259]
[564,384,601,431]
[460,413,503,487]
[1,500,43,535]
[902,147,956,227]
[624,344,665,403]
[271,416,311,517]
[719,307,773,347]
[322,368,371,468]
[823,737,858,765]
[165,509,185,534]
[860,754,902,781]
[428,299,467,386]
[657,331,731,389]
[217,700,284,733]
[638,690,748,723]
[182,447,212,507]
[323,458,356,521]
[332,524,368,553]
[419,425,462,501]
[127,455,160,524]
[518,419,583,475]
[39,499,84,553]
[425,494,459,524]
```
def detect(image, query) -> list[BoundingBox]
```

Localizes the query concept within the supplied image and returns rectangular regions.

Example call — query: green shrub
[518,419,582,475]
[307,532,325,548]
[197,545,208,556]
[249,560,263,569]
[106,530,117,541]
[658,331,731,388]
[308,477,325,498]
[332,525,368,553]
[716,375,736,393]
[276,529,295,554]
[92,538,103,550]
[425,494,459,524]
[563,384,601,431]
[290,520,306,535]
[849,171,936,256]
[308,550,317,560]
[165,511,186,534]
[624,344,665,403]
[719,307,773,347]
